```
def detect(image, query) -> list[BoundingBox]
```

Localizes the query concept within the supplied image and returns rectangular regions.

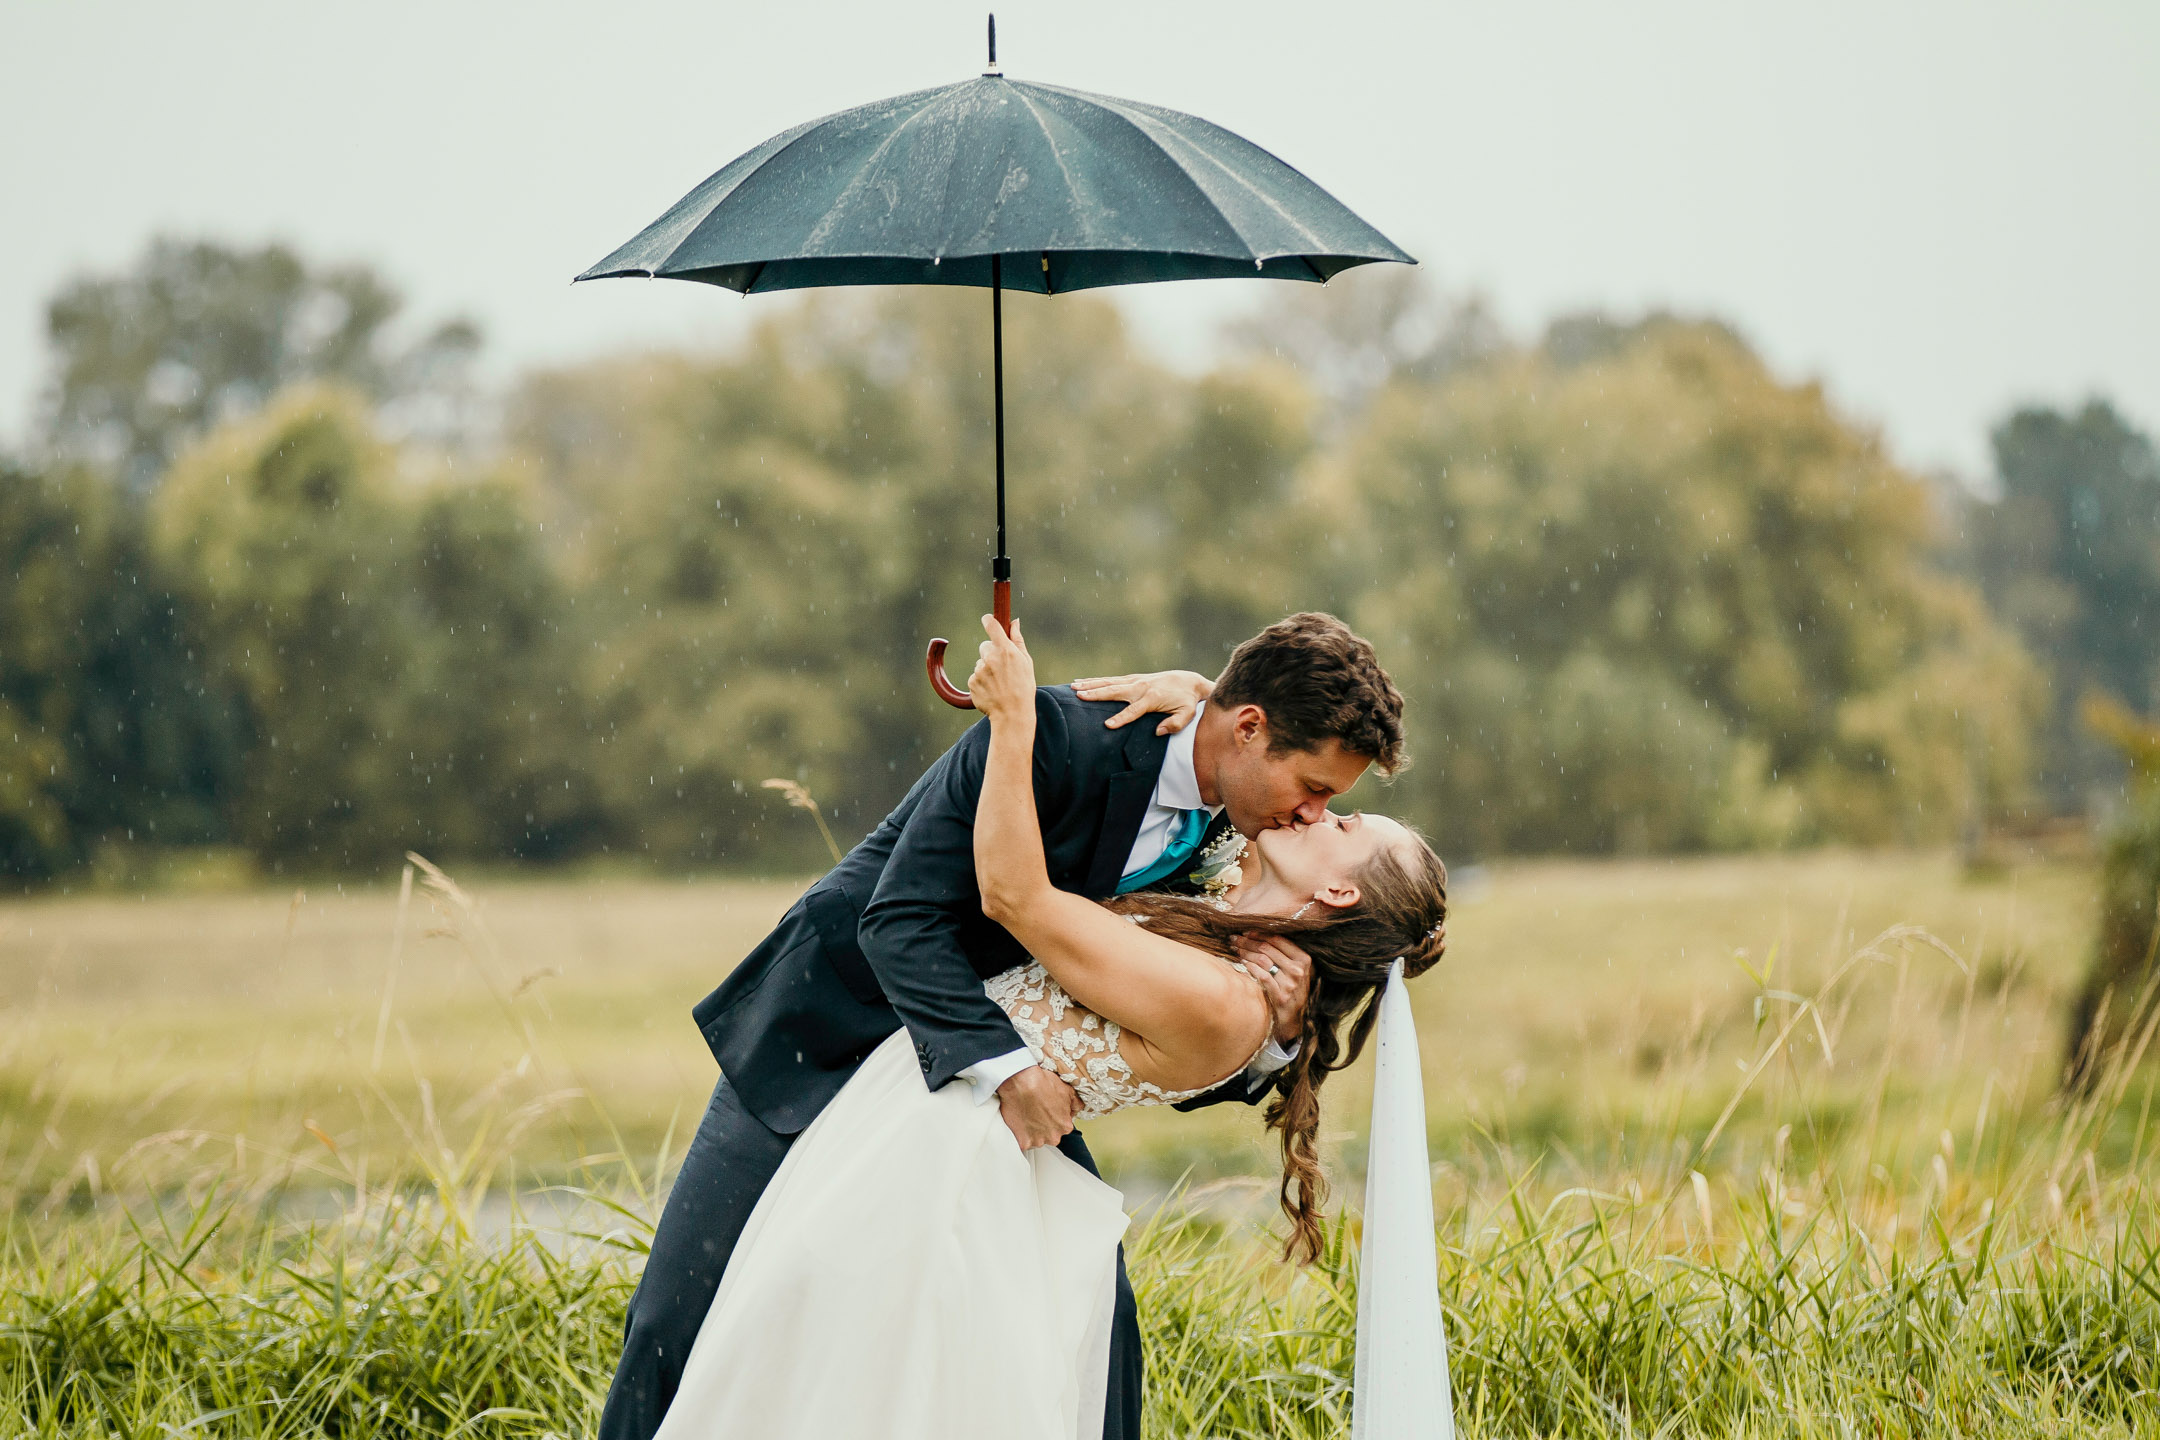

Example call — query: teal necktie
[1117,808,1211,894]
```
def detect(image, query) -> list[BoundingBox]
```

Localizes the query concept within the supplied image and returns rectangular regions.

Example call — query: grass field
[6,847,2158,1436]
[0,847,2109,1197]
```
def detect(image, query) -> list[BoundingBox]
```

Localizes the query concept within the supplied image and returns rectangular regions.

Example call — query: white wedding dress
[652,958,1267,1440]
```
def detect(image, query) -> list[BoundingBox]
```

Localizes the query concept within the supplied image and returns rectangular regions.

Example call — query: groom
[598,612,1407,1440]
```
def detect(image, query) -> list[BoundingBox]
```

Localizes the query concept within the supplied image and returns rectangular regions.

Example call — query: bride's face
[1249,809,1414,912]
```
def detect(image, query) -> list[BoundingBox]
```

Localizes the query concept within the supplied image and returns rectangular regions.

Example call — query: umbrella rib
[1042,84,1338,259]
[1141,122,1332,256]
[662,90,939,276]
[1008,87,1092,247]
[805,92,953,255]
[658,121,834,278]
[1029,90,1256,263]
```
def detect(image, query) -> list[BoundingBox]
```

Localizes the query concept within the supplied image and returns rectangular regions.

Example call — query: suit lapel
[1082,725,1172,899]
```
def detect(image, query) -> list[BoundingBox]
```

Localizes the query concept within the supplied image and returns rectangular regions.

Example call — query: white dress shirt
[961,703,1298,1103]
[1119,705,1213,880]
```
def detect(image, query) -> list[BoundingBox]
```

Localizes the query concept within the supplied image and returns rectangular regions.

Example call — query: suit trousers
[594,1070,1143,1440]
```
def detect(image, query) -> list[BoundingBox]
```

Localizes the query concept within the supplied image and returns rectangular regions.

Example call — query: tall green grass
[2,1191,630,1438]
[1141,1186,2160,1438]
[6,1172,2156,1438]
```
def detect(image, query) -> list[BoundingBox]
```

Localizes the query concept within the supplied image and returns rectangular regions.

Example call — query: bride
[652,619,1448,1440]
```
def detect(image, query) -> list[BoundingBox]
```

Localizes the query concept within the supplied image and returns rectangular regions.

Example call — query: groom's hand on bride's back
[996,1065,1082,1150]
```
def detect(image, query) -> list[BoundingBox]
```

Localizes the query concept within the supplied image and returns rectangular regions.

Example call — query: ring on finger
[1269,964,1281,976]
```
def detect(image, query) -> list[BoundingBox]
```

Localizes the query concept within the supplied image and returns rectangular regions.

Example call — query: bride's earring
[1292,902,1313,920]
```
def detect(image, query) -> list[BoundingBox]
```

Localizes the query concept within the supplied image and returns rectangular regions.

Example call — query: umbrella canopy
[577,76,1412,295]
[578,33,1411,706]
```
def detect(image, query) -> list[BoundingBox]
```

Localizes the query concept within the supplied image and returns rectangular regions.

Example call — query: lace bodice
[985,961,1269,1120]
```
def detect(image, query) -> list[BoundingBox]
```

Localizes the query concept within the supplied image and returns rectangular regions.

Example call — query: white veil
[1350,958,1456,1440]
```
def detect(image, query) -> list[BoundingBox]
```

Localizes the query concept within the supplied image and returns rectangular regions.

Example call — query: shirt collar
[1156,701,1214,813]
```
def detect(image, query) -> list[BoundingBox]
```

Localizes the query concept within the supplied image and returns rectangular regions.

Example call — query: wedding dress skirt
[651,1027,1133,1440]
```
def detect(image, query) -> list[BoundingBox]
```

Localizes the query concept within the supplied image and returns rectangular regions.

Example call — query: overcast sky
[3,1,2154,478]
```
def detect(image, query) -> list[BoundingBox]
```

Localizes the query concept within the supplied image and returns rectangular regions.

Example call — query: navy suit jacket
[692,685,1260,1135]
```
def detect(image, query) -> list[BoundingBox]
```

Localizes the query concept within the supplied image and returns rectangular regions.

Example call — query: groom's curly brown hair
[1213,612,1407,774]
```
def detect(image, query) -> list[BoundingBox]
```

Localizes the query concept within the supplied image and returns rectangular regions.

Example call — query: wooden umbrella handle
[926,579,1012,709]
[924,639,972,708]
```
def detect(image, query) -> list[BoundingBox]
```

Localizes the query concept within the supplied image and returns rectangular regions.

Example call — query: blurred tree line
[4,239,2154,882]
[1963,400,2160,814]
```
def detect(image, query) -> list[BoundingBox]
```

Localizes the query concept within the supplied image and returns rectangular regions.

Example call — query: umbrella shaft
[991,254,1008,588]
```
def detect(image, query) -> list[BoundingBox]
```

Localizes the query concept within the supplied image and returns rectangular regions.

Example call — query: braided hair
[1103,831,1448,1263]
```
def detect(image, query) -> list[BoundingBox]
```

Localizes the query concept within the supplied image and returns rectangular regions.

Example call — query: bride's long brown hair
[1103,834,1448,1264]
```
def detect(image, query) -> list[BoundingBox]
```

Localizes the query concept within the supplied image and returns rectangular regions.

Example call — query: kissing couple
[597,612,1448,1440]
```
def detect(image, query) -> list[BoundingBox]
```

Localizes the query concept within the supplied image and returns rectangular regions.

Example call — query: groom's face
[1216,711,1371,837]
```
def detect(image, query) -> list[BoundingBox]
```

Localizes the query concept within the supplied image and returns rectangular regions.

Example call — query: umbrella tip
[983,13,1002,76]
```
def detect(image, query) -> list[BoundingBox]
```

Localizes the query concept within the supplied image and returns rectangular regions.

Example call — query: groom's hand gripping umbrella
[577,15,1413,707]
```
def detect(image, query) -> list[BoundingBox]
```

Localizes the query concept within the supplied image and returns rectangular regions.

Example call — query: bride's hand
[966,616,1036,723]
[1070,669,1214,735]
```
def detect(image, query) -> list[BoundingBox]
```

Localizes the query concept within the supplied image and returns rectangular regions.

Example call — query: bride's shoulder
[1140,930,1272,1065]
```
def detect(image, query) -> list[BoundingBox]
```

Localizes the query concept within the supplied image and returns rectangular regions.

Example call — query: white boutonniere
[1187,827,1248,909]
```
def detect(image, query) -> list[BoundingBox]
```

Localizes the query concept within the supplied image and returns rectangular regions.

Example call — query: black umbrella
[578,17,1412,706]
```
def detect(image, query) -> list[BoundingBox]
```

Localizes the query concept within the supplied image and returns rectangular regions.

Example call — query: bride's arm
[967,619,1267,1085]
